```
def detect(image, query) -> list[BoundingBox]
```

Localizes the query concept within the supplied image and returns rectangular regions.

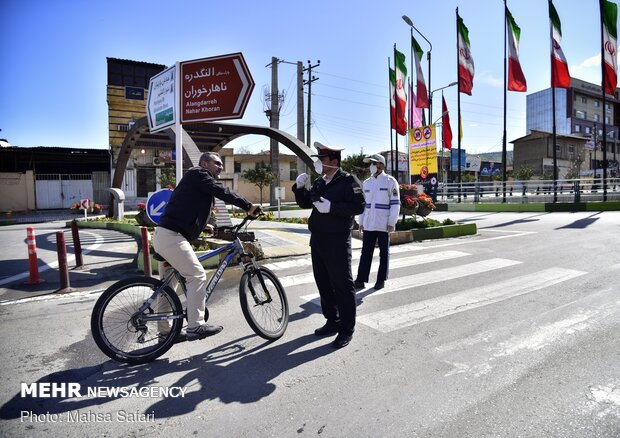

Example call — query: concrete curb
[352,222,477,244]
[436,200,620,213]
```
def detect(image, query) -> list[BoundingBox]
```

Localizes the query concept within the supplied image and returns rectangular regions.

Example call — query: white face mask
[313,159,323,174]
[369,164,378,175]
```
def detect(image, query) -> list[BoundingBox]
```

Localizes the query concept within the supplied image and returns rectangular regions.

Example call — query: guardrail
[436,178,620,204]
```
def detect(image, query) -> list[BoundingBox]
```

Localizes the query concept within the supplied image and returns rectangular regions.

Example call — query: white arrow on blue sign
[146,188,173,224]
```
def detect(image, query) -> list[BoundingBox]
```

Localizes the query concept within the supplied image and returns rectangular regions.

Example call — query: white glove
[296,173,310,189]
[313,196,331,213]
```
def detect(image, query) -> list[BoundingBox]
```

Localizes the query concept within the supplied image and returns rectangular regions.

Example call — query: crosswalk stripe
[300,258,522,302]
[261,243,424,271]
[357,267,586,333]
[277,250,471,289]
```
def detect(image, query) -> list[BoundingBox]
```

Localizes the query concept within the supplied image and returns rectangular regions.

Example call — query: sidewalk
[0,212,362,303]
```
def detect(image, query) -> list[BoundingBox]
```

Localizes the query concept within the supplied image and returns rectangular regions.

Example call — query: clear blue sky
[0,0,612,156]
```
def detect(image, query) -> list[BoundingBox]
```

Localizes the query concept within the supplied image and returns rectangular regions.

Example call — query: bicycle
[90,216,289,364]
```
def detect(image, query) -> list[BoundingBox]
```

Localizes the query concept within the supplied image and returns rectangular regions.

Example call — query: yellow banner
[408,124,438,180]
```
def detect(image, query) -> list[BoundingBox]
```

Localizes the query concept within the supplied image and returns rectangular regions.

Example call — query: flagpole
[394,44,400,181]
[456,8,462,203]
[502,0,508,203]
[550,0,558,203]
[600,0,608,201]
[388,57,394,176]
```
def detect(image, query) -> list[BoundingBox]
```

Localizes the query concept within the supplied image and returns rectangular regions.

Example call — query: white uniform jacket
[358,172,400,232]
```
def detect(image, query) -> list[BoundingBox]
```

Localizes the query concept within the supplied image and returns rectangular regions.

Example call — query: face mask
[313,159,323,174]
[369,164,378,175]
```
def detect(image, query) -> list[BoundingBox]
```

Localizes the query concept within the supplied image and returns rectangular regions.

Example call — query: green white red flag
[390,49,408,135]
[549,0,571,88]
[457,14,475,95]
[506,7,527,92]
[601,0,618,95]
[412,36,429,108]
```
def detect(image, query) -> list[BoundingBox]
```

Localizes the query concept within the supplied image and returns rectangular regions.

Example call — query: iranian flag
[506,7,527,92]
[601,0,618,95]
[457,14,475,95]
[549,0,570,88]
[390,49,408,135]
[442,95,453,150]
[413,36,429,108]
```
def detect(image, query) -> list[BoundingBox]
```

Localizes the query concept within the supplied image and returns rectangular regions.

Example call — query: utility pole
[296,61,307,174]
[266,57,282,207]
[304,60,320,150]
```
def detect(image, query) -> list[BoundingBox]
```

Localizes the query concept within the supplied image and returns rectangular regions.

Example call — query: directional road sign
[180,52,255,123]
[147,65,177,133]
[146,188,173,224]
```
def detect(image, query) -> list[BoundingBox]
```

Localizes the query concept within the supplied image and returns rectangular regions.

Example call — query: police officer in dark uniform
[292,142,366,348]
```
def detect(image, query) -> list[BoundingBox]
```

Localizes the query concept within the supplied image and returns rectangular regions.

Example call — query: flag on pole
[390,49,408,135]
[549,0,571,88]
[506,7,527,92]
[442,95,453,150]
[457,13,475,95]
[409,82,424,128]
[601,0,618,95]
[413,36,429,108]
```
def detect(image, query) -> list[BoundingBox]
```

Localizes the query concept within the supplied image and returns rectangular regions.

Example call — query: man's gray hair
[199,152,221,164]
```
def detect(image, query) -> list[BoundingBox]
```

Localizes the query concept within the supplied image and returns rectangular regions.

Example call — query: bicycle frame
[136,229,259,322]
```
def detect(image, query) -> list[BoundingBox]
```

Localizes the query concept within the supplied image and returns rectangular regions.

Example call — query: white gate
[35,174,93,209]
[123,168,136,197]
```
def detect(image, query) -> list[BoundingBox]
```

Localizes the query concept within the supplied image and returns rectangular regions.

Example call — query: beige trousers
[152,227,207,329]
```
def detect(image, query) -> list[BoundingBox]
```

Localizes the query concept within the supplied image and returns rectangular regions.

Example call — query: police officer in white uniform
[354,154,400,290]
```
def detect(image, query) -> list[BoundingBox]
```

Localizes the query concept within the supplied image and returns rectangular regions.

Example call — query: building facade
[525,77,619,176]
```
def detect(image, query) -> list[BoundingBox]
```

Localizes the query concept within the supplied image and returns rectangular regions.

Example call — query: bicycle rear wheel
[91,276,183,364]
[239,267,289,340]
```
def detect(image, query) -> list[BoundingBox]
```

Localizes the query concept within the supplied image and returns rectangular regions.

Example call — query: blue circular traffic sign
[146,189,173,224]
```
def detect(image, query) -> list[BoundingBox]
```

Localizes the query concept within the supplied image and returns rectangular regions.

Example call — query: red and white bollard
[24,227,45,284]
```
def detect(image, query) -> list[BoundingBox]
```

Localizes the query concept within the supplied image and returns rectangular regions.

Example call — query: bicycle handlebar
[215,214,261,237]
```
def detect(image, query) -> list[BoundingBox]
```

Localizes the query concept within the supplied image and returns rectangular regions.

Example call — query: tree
[341,150,367,181]
[514,165,534,181]
[242,161,276,204]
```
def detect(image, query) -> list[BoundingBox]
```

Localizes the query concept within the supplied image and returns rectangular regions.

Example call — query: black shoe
[158,329,187,344]
[374,281,385,290]
[186,324,223,341]
[314,322,340,336]
[332,333,352,349]
[353,280,365,289]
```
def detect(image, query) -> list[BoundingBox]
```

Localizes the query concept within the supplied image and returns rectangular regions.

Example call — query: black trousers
[356,230,390,284]
[310,232,356,335]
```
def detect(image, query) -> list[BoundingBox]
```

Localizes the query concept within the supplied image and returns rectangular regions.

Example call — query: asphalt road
[0,211,619,437]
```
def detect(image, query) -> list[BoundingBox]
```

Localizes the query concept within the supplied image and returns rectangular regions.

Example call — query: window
[605,103,611,112]
[585,126,591,134]
[599,129,603,137]
[289,160,298,180]
[574,124,581,133]
[580,96,587,104]
[575,110,586,119]
[594,114,600,122]
[234,161,241,173]
[605,116,610,124]
[594,100,601,107]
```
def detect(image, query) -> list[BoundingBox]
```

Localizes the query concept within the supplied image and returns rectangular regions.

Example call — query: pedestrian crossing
[266,244,588,335]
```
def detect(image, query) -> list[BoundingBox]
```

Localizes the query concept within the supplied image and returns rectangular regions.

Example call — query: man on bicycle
[153,152,263,341]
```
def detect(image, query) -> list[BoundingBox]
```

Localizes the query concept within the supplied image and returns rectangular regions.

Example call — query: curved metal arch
[111,117,314,191]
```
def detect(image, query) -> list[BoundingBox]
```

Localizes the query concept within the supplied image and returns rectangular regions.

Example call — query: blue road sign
[146,188,173,224]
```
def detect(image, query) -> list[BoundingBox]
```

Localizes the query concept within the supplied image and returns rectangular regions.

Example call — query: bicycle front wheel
[239,267,289,340]
[91,276,183,364]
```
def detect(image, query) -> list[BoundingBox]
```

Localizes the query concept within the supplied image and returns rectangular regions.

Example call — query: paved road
[0,212,618,437]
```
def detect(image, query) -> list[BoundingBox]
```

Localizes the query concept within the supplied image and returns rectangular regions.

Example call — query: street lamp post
[402,15,432,123]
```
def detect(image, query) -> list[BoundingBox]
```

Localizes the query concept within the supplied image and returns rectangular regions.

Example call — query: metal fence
[435,178,620,204]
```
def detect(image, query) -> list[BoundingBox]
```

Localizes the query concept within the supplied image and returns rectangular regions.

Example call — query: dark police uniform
[292,168,365,336]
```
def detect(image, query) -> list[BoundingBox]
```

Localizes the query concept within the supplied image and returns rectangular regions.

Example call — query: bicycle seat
[150,249,166,262]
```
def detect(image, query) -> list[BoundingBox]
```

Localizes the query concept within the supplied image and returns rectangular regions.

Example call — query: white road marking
[357,267,586,333]
[278,250,471,289]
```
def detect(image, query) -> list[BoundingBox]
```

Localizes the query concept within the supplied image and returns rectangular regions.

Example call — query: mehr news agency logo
[19,382,187,423]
